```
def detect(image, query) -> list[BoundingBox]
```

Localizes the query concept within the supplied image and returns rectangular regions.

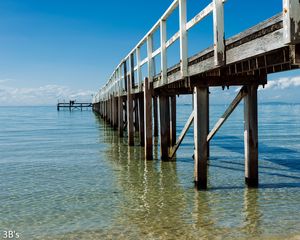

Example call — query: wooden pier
[57,102,92,111]
[92,0,300,189]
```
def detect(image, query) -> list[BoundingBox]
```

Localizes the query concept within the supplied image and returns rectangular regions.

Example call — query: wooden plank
[213,0,225,66]
[152,47,161,58]
[140,57,148,67]
[194,86,209,190]
[186,2,213,31]
[179,0,188,77]
[159,95,170,160]
[207,86,247,142]
[244,85,258,187]
[144,77,153,159]
[169,110,194,158]
[170,96,176,146]
[283,0,300,44]
[127,54,134,146]
[166,31,180,49]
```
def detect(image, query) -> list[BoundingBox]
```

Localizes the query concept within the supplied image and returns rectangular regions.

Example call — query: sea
[0,104,299,240]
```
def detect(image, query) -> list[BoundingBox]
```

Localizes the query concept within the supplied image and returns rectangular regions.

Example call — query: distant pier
[57,101,92,111]
[92,0,300,189]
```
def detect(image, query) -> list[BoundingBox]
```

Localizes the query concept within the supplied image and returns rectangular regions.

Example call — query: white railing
[95,0,227,102]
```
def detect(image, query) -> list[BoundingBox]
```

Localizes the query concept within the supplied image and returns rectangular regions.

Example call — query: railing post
[283,0,300,44]
[179,0,188,77]
[136,47,142,91]
[213,0,225,66]
[160,20,167,84]
[127,55,134,146]
[147,35,154,81]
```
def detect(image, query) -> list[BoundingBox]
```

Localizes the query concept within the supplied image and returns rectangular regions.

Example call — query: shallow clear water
[0,104,299,240]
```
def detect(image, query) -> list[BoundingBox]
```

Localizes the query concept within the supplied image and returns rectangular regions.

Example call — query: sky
[0,0,300,105]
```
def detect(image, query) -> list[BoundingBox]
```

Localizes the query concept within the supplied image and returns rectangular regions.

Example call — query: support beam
[153,96,159,137]
[159,95,170,160]
[194,86,209,190]
[169,110,194,158]
[244,85,258,187]
[138,95,145,146]
[170,96,176,147]
[207,86,247,142]
[144,78,153,160]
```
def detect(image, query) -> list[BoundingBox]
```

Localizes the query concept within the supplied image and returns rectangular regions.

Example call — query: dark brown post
[118,96,124,137]
[153,96,159,137]
[170,95,176,147]
[244,84,258,187]
[144,77,153,159]
[194,86,209,190]
[138,95,145,146]
[135,98,139,132]
[159,95,170,160]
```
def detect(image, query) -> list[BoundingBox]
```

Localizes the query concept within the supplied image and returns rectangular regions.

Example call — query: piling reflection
[92,114,294,239]
[242,188,262,236]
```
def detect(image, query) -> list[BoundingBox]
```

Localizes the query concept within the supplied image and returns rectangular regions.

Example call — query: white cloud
[263,76,300,90]
[0,84,94,106]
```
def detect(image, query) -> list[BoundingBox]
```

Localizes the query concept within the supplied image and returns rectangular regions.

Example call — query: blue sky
[0,0,299,105]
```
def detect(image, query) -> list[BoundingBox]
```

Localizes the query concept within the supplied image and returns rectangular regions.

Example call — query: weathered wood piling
[92,0,300,189]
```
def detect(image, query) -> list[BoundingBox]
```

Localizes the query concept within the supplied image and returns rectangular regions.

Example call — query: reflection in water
[1,106,299,240]
[243,189,262,237]
[91,110,300,239]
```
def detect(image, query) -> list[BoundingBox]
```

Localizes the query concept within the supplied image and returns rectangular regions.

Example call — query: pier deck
[57,102,92,111]
[92,0,300,189]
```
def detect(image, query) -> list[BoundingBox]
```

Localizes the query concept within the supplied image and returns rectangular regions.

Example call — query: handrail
[94,0,300,102]
[94,0,227,102]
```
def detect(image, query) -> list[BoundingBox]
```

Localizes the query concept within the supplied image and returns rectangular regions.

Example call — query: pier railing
[94,0,227,102]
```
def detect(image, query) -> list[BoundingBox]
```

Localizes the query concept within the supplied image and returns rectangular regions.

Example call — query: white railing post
[213,0,225,66]
[147,35,154,82]
[136,47,142,91]
[160,20,167,84]
[283,0,300,44]
[179,0,188,77]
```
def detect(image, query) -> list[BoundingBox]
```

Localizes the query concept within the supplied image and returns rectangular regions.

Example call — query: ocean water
[0,104,299,240]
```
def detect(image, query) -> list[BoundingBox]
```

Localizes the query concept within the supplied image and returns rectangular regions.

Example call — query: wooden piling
[170,96,176,147]
[118,97,124,137]
[138,95,145,146]
[159,95,170,160]
[144,78,153,160]
[244,84,258,187]
[153,96,159,137]
[134,98,139,132]
[126,57,134,146]
[194,86,209,190]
